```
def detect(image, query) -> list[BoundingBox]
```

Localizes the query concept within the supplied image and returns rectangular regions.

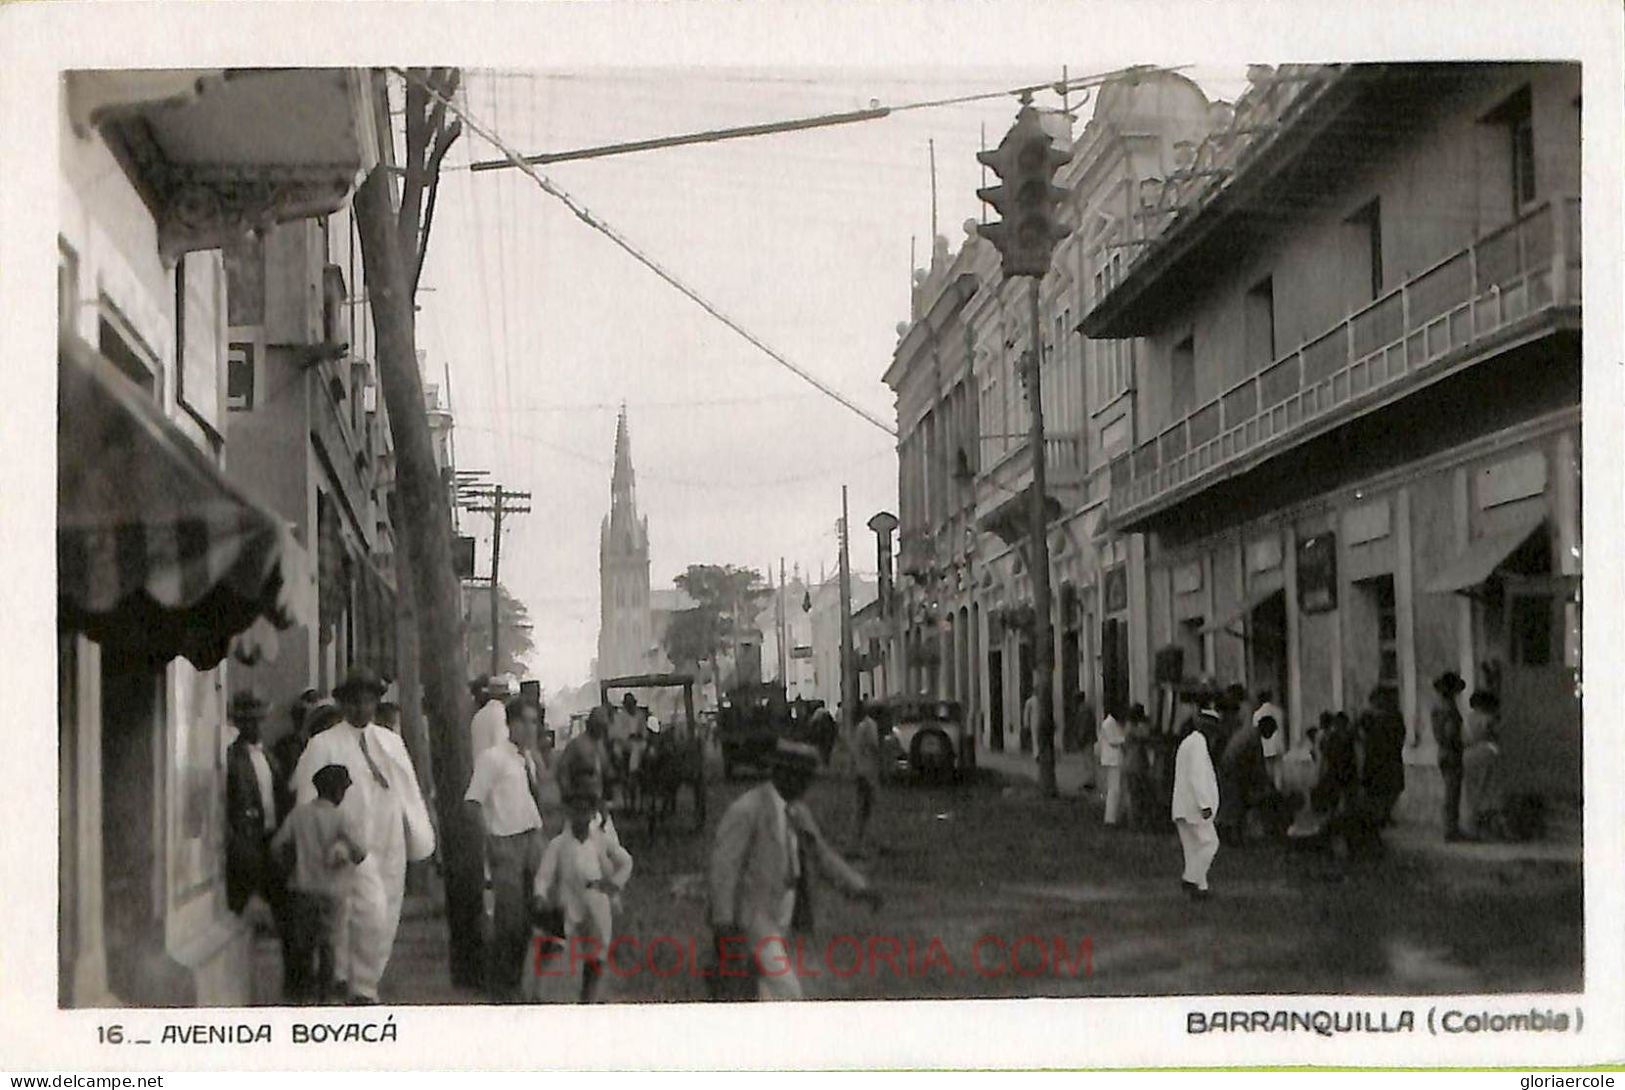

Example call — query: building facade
[1081,63,1582,823]
[222,199,403,745]
[57,69,378,1007]
[885,69,1216,755]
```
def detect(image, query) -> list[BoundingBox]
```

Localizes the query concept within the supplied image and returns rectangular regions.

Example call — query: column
[1284,524,1304,750]
[1127,533,1151,705]
[1330,507,1345,712]
[1201,551,1216,677]
[1454,466,1476,687]
[1395,486,1420,746]
[1552,429,1581,667]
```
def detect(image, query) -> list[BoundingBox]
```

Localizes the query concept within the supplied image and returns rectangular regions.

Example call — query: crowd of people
[1083,671,1512,900]
[225,668,435,1006]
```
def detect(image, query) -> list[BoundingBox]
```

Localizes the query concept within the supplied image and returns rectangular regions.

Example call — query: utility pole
[975,98,1073,798]
[839,487,856,727]
[1026,279,1057,797]
[461,481,533,677]
[353,66,487,985]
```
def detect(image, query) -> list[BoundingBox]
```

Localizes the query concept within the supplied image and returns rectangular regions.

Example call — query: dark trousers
[1441,767,1463,838]
[282,890,337,1003]
[486,829,541,1000]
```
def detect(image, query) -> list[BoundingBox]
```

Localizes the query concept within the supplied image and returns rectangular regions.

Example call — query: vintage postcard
[0,0,1621,1073]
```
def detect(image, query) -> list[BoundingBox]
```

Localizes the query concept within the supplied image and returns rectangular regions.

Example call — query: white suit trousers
[336,797,407,999]
[1176,818,1219,890]
[1103,766,1124,825]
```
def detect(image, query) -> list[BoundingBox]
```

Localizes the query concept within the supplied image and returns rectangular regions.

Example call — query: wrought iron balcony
[1107,195,1580,527]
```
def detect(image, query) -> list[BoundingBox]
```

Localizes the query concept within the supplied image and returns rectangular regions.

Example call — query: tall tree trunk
[390,496,436,898]
[354,165,484,988]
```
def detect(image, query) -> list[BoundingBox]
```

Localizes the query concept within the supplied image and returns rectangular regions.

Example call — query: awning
[1199,585,1285,637]
[1424,507,1549,595]
[57,335,309,669]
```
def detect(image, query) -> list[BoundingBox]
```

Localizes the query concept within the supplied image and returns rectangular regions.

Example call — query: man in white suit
[1172,704,1222,900]
[708,738,882,1000]
[293,668,434,1004]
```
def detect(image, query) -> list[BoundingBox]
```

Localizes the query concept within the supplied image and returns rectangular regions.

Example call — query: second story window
[1170,334,1196,419]
[1487,86,1537,216]
[1245,276,1277,370]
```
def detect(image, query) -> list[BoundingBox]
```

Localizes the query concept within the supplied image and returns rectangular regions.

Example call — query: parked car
[874,698,966,781]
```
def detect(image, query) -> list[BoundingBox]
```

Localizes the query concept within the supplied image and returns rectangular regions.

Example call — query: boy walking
[533,780,633,1003]
[272,764,367,1002]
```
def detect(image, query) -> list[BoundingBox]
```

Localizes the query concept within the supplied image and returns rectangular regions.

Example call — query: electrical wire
[393,66,898,438]
[456,422,892,490]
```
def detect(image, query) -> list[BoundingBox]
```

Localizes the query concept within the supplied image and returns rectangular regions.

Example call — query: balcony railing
[1108,195,1580,524]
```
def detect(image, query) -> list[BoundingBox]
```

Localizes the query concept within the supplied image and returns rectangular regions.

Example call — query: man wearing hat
[708,737,882,1000]
[225,689,293,990]
[1430,670,1468,841]
[470,674,515,758]
[292,667,435,1004]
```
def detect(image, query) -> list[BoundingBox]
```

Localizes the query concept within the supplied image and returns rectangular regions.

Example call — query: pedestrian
[533,778,633,1003]
[1218,700,1276,844]
[291,668,435,1005]
[272,690,322,812]
[1253,689,1286,790]
[225,688,291,974]
[1122,703,1153,828]
[554,704,612,813]
[1461,690,1504,839]
[1097,703,1126,827]
[1076,691,1098,791]
[272,763,367,1003]
[707,738,882,1000]
[1360,687,1407,829]
[1172,705,1222,900]
[470,675,513,758]
[464,696,546,1001]
[837,701,881,855]
[1430,671,1468,841]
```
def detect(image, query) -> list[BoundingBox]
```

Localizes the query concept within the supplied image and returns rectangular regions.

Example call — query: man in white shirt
[469,675,514,758]
[1253,689,1287,790]
[293,668,435,1004]
[1172,705,1223,900]
[464,695,544,1001]
[1021,685,1040,753]
[1096,704,1126,827]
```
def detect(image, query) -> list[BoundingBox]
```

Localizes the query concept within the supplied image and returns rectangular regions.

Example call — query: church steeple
[612,402,635,509]
[598,405,651,680]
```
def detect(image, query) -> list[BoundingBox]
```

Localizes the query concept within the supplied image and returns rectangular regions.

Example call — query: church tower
[597,405,652,679]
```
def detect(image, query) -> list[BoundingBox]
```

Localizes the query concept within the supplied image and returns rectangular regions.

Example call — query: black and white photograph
[1,0,1621,1074]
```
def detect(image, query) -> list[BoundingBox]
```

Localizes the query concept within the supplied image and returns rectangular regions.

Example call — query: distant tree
[463,583,535,679]
[662,564,770,691]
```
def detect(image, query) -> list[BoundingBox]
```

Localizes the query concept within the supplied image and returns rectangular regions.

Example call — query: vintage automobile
[874,697,966,781]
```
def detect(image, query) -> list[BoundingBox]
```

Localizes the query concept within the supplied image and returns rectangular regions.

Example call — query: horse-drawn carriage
[599,672,707,837]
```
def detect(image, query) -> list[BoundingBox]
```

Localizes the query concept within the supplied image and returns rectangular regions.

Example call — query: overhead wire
[393,66,898,438]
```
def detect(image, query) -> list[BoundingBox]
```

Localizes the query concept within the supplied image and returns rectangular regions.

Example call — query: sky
[412,64,1252,692]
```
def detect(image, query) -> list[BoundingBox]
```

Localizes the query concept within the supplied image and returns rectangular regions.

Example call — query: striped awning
[57,334,309,668]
